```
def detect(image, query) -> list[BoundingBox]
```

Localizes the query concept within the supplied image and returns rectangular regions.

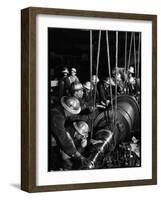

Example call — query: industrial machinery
[82,95,141,169]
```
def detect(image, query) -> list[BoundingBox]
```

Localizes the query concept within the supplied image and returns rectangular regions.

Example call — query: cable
[106,31,114,129]
[137,32,141,78]
[93,30,101,109]
[133,33,137,78]
[124,32,127,73]
[91,30,101,139]
[115,31,118,131]
[90,30,93,104]
[127,32,134,70]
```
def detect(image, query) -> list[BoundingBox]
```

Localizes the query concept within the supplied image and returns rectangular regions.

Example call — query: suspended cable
[133,33,137,78]
[115,31,118,130]
[124,32,127,73]
[137,32,141,78]
[90,30,93,104]
[93,30,101,109]
[91,30,101,139]
[127,32,134,70]
[106,31,114,129]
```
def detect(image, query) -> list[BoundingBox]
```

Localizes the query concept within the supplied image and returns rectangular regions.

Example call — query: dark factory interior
[48,27,141,171]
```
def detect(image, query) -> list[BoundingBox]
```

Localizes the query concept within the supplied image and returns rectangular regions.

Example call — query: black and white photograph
[21,7,157,192]
[48,28,141,171]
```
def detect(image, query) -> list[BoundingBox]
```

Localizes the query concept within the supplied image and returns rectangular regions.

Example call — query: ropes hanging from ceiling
[124,32,127,73]
[90,30,101,138]
[93,30,101,109]
[89,30,140,137]
[114,31,118,130]
[106,30,114,130]
[137,32,141,79]
[106,31,114,113]
[127,32,134,70]
[90,30,93,104]
[133,33,137,78]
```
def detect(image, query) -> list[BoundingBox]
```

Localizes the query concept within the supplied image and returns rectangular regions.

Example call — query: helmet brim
[62,70,69,74]
[61,96,81,115]
[128,69,134,74]
[73,122,88,137]
[83,85,91,90]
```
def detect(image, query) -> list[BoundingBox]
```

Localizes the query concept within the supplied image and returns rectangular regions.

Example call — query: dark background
[48,28,142,171]
[48,28,141,83]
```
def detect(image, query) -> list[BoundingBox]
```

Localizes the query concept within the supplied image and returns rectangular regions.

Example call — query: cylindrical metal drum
[93,95,140,138]
[85,95,140,169]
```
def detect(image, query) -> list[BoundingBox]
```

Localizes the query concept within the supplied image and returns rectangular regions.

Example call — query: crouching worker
[61,121,90,170]
[50,96,90,170]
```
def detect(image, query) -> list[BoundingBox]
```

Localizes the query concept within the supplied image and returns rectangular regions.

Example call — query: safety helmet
[73,121,89,137]
[112,69,116,75]
[92,75,99,83]
[62,67,69,74]
[128,66,134,74]
[61,96,81,114]
[83,81,93,90]
[116,72,121,80]
[104,77,115,86]
[71,68,77,73]
[132,136,139,144]
[71,82,83,91]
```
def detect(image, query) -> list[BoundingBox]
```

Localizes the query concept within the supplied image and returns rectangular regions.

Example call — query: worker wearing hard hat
[69,68,80,84]
[58,67,71,98]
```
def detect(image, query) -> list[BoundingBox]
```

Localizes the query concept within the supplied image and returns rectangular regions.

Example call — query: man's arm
[51,110,78,156]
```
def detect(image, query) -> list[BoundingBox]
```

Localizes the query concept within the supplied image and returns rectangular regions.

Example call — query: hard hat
[71,68,77,73]
[62,67,69,74]
[92,75,99,83]
[73,121,89,137]
[71,83,83,91]
[104,78,115,86]
[116,72,121,79]
[128,66,135,74]
[83,81,93,90]
[61,96,81,114]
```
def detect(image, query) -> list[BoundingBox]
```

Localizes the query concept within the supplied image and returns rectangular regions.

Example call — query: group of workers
[57,65,139,107]
[49,65,140,171]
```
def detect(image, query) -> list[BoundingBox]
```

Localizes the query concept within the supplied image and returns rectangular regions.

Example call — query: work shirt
[51,106,77,156]
[69,75,80,84]
[97,81,111,103]
[58,76,71,98]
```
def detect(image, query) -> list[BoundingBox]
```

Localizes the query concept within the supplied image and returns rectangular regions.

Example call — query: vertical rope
[93,30,101,109]
[115,31,118,130]
[137,32,141,78]
[133,32,137,78]
[124,32,127,72]
[95,31,101,82]
[127,32,134,70]
[90,30,93,103]
[106,31,114,129]
[91,30,101,139]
